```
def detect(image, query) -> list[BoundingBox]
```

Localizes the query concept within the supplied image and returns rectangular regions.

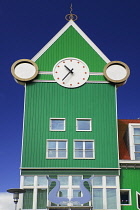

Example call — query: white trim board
[32,20,110,63]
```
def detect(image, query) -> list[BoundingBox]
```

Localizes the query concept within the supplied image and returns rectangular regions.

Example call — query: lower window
[120,189,131,205]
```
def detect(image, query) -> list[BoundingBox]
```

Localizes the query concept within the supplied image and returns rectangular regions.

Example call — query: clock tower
[11,16,130,210]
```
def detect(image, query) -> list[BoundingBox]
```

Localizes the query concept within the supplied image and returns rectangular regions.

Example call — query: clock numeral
[63,61,65,63]
[70,60,72,62]
[62,82,65,84]
[83,78,85,80]
[55,71,58,73]
[57,78,60,80]
[77,62,80,64]
[70,84,72,86]
[57,66,60,67]
[77,82,80,84]
[85,72,87,74]
[83,66,85,68]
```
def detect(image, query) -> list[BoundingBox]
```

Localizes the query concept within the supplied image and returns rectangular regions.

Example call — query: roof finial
[65,4,78,22]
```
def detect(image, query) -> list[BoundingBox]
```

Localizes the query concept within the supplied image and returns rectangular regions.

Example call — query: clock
[11,59,38,82]
[103,61,130,83]
[53,58,89,88]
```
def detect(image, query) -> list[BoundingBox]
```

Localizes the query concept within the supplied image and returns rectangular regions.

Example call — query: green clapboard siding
[120,168,140,210]
[21,82,118,168]
[35,26,107,75]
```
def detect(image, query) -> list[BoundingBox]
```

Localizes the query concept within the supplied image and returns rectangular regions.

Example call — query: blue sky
[0,0,140,208]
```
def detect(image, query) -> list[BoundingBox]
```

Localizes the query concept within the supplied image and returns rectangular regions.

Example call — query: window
[57,175,82,206]
[74,140,95,159]
[76,118,92,131]
[128,124,140,160]
[46,139,68,158]
[137,191,140,209]
[21,176,48,209]
[120,189,131,205]
[50,118,65,131]
[92,176,120,210]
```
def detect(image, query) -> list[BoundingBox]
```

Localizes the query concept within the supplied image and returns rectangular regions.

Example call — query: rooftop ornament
[65,4,78,21]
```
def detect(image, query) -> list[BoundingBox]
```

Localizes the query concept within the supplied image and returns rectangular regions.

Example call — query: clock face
[53,58,89,88]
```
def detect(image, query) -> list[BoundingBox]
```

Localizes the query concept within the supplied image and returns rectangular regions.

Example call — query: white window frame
[73,139,95,159]
[92,176,120,210]
[50,118,66,131]
[46,139,68,159]
[76,118,92,131]
[128,123,140,160]
[19,175,49,210]
[136,191,140,209]
[120,189,132,205]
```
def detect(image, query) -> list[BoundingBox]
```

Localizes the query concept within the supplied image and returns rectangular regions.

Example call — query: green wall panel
[21,82,118,168]
[35,26,107,75]
[120,168,140,210]
[21,169,119,176]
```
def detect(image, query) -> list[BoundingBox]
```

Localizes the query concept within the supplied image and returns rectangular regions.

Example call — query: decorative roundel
[103,61,130,83]
[11,59,38,82]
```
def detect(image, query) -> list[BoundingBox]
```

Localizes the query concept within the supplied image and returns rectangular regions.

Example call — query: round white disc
[14,63,36,79]
[106,64,127,81]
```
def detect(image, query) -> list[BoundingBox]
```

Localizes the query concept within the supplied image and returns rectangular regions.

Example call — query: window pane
[120,190,129,204]
[58,150,66,157]
[23,189,33,209]
[106,176,116,186]
[107,189,117,209]
[59,189,68,198]
[134,128,140,135]
[75,150,83,158]
[58,176,68,185]
[37,189,47,209]
[93,188,103,209]
[51,119,64,130]
[85,141,93,149]
[73,189,81,197]
[48,141,56,149]
[77,120,91,130]
[134,136,140,144]
[38,176,47,186]
[135,152,140,160]
[93,176,102,186]
[58,141,66,149]
[24,176,34,186]
[85,150,93,158]
[75,141,83,149]
[72,176,82,185]
[135,145,140,152]
[48,150,56,157]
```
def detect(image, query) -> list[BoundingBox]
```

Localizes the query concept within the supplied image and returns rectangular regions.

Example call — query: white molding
[33,80,109,83]
[20,167,120,170]
[31,20,110,63]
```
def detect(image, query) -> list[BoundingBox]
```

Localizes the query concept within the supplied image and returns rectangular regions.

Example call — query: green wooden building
[11,19,138,210]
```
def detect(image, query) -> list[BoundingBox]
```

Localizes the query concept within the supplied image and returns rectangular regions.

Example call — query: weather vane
[65,4,78,21]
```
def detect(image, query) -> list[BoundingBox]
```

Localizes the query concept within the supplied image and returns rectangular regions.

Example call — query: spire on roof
[65,4,78,22]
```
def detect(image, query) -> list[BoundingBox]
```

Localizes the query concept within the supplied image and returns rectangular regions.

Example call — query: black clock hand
[64,65,73,73]
[62,68,73,81]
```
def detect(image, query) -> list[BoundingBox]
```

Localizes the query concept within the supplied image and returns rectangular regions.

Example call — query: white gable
[32,20,110,63]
